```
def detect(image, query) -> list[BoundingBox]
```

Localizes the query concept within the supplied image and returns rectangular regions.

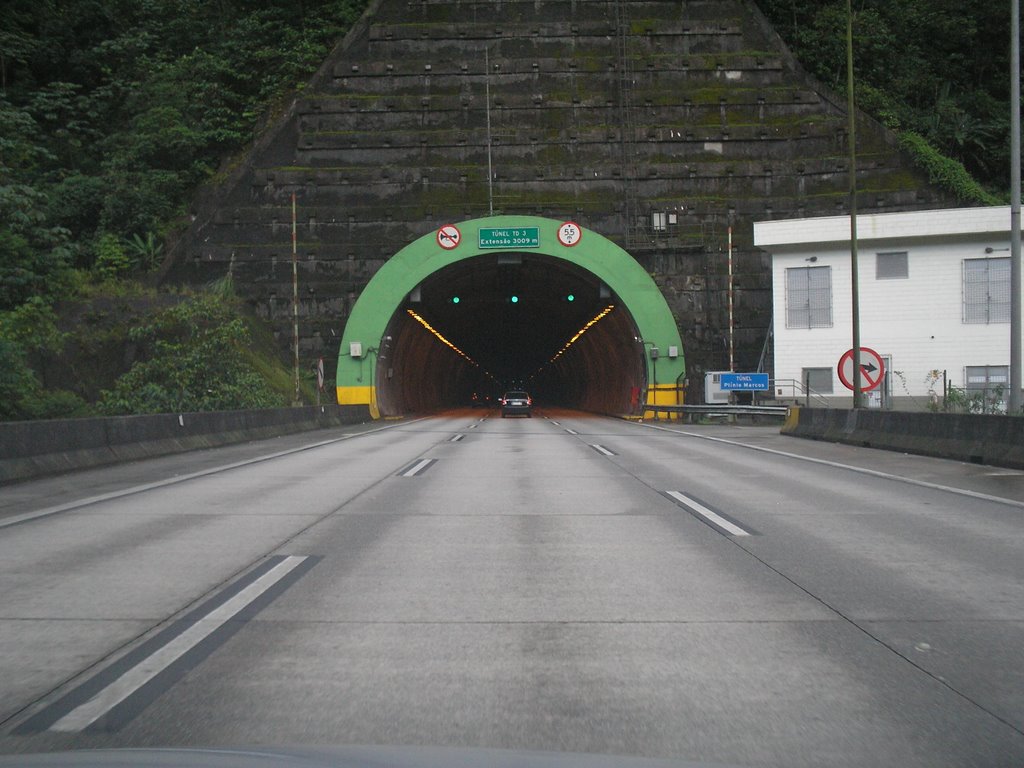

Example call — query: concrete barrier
[0,405,372,484]
[782,407,1024,469]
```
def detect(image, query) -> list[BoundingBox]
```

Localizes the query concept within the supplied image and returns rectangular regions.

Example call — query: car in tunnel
[500,391,532,418]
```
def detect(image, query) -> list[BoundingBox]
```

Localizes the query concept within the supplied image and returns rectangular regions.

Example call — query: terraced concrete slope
[165,0,949,396]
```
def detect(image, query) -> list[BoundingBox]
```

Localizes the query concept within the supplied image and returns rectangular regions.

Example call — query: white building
[753,206,1021,410]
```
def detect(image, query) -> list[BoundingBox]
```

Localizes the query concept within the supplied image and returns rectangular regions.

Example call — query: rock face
[164,0,948,400]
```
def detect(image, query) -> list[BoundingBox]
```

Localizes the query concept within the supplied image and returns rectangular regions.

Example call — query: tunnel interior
[374,253,648,414]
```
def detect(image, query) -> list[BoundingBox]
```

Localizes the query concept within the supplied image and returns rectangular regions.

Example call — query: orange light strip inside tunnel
[409,303,619,385]
[406,309,484,369]
[543,304,617,369]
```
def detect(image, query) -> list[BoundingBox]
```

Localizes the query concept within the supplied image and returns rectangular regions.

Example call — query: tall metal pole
[485,48,494,217]
[1010,0,1022,414]
[727,226,735,372]
[847,0,863,409]
[291,192,301,405]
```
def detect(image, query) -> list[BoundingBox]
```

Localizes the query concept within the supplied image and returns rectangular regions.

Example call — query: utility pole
[291,192,301,405]
[847,0,863,409]
[1010,0,1022,414]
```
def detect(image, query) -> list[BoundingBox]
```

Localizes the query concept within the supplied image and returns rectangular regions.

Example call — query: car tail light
[527,397,532,405]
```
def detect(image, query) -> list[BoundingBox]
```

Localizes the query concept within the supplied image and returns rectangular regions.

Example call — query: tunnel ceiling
[406,253,615,383]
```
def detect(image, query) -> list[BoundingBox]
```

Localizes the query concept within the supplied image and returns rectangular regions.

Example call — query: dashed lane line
[665,491,752,537]
[635,422,1024,510]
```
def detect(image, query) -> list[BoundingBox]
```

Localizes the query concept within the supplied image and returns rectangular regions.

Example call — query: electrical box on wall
[349,342,363,358]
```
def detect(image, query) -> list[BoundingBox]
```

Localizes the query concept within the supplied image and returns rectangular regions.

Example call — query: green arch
[336,215,684,412]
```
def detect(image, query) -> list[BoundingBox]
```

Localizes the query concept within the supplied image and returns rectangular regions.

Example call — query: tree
[98,294,285,414]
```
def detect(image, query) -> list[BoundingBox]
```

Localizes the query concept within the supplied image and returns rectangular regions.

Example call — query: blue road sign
[720,372,770,391]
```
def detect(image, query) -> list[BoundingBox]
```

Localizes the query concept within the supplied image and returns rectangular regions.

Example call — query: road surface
[1,410,1022,767]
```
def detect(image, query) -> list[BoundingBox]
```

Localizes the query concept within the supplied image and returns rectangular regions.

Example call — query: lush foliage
[898,132,1003,206]
[1,0,366,417]
[98,294,286,415]
[756,0,1012,199]
[0,0,368,311]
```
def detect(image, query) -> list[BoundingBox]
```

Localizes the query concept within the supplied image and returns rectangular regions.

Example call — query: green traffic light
[452,296,460,304]
[566,293,575,302]
[511,295,519,304]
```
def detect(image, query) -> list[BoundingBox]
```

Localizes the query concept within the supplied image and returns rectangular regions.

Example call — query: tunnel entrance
[336,216,685,417]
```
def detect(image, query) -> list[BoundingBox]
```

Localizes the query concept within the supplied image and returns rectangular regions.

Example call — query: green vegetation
[0,284,299,421]
[0,0,368,419]
[897,132,1003,205]
[1,0,1014,419]
[756,0,1011,200]
[97,293,286,415]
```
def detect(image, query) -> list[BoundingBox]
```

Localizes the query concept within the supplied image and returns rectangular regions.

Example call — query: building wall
[759,207,1019,410]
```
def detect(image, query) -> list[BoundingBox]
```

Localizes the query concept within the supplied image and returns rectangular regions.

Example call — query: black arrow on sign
[860,363,878,374]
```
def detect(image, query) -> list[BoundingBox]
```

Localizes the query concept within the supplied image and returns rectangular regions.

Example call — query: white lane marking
[565,429,578,435]
[636,422,1024,510]
[550,421,560,426]
[400,459,434,477]
[591,444,615,456]
[450,434,465,442]
[666,491,750,536]
[467,424,478,429]
[0,419,427,530]
[50,556,308,732]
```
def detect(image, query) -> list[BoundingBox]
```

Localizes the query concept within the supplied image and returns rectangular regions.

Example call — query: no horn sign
[437,224,461,250]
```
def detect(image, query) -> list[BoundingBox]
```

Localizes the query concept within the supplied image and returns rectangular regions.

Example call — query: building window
[651,211,667,231]
[965,365,1009,412]
[876,251,908,279]
[802,367,833,394]
[963,257,1010,323]
[786,266,832,328]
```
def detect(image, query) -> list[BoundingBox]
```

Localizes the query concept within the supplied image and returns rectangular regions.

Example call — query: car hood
[0,745,745,768]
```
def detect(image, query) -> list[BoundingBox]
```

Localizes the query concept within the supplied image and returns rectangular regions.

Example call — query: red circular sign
[437,224,461,250]
[837,347,885,392]
[557,221,582,247]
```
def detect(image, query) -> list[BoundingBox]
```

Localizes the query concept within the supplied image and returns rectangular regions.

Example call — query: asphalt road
[1,410,1022,767]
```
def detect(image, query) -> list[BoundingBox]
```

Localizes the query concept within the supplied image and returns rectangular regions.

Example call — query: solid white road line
[637,422,1024,510]
[0,420,425,530]
[666,491,750,536]
[50,555,308,732]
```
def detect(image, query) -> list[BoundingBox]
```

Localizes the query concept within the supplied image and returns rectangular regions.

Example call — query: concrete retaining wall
[0,405,372,484]
[782,407,1024,469]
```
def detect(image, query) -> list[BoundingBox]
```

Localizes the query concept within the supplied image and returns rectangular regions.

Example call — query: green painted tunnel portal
[336,216,685,417]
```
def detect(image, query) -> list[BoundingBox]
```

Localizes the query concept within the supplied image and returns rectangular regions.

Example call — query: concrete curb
[0,405,371,484]
[781,407,1024,469]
